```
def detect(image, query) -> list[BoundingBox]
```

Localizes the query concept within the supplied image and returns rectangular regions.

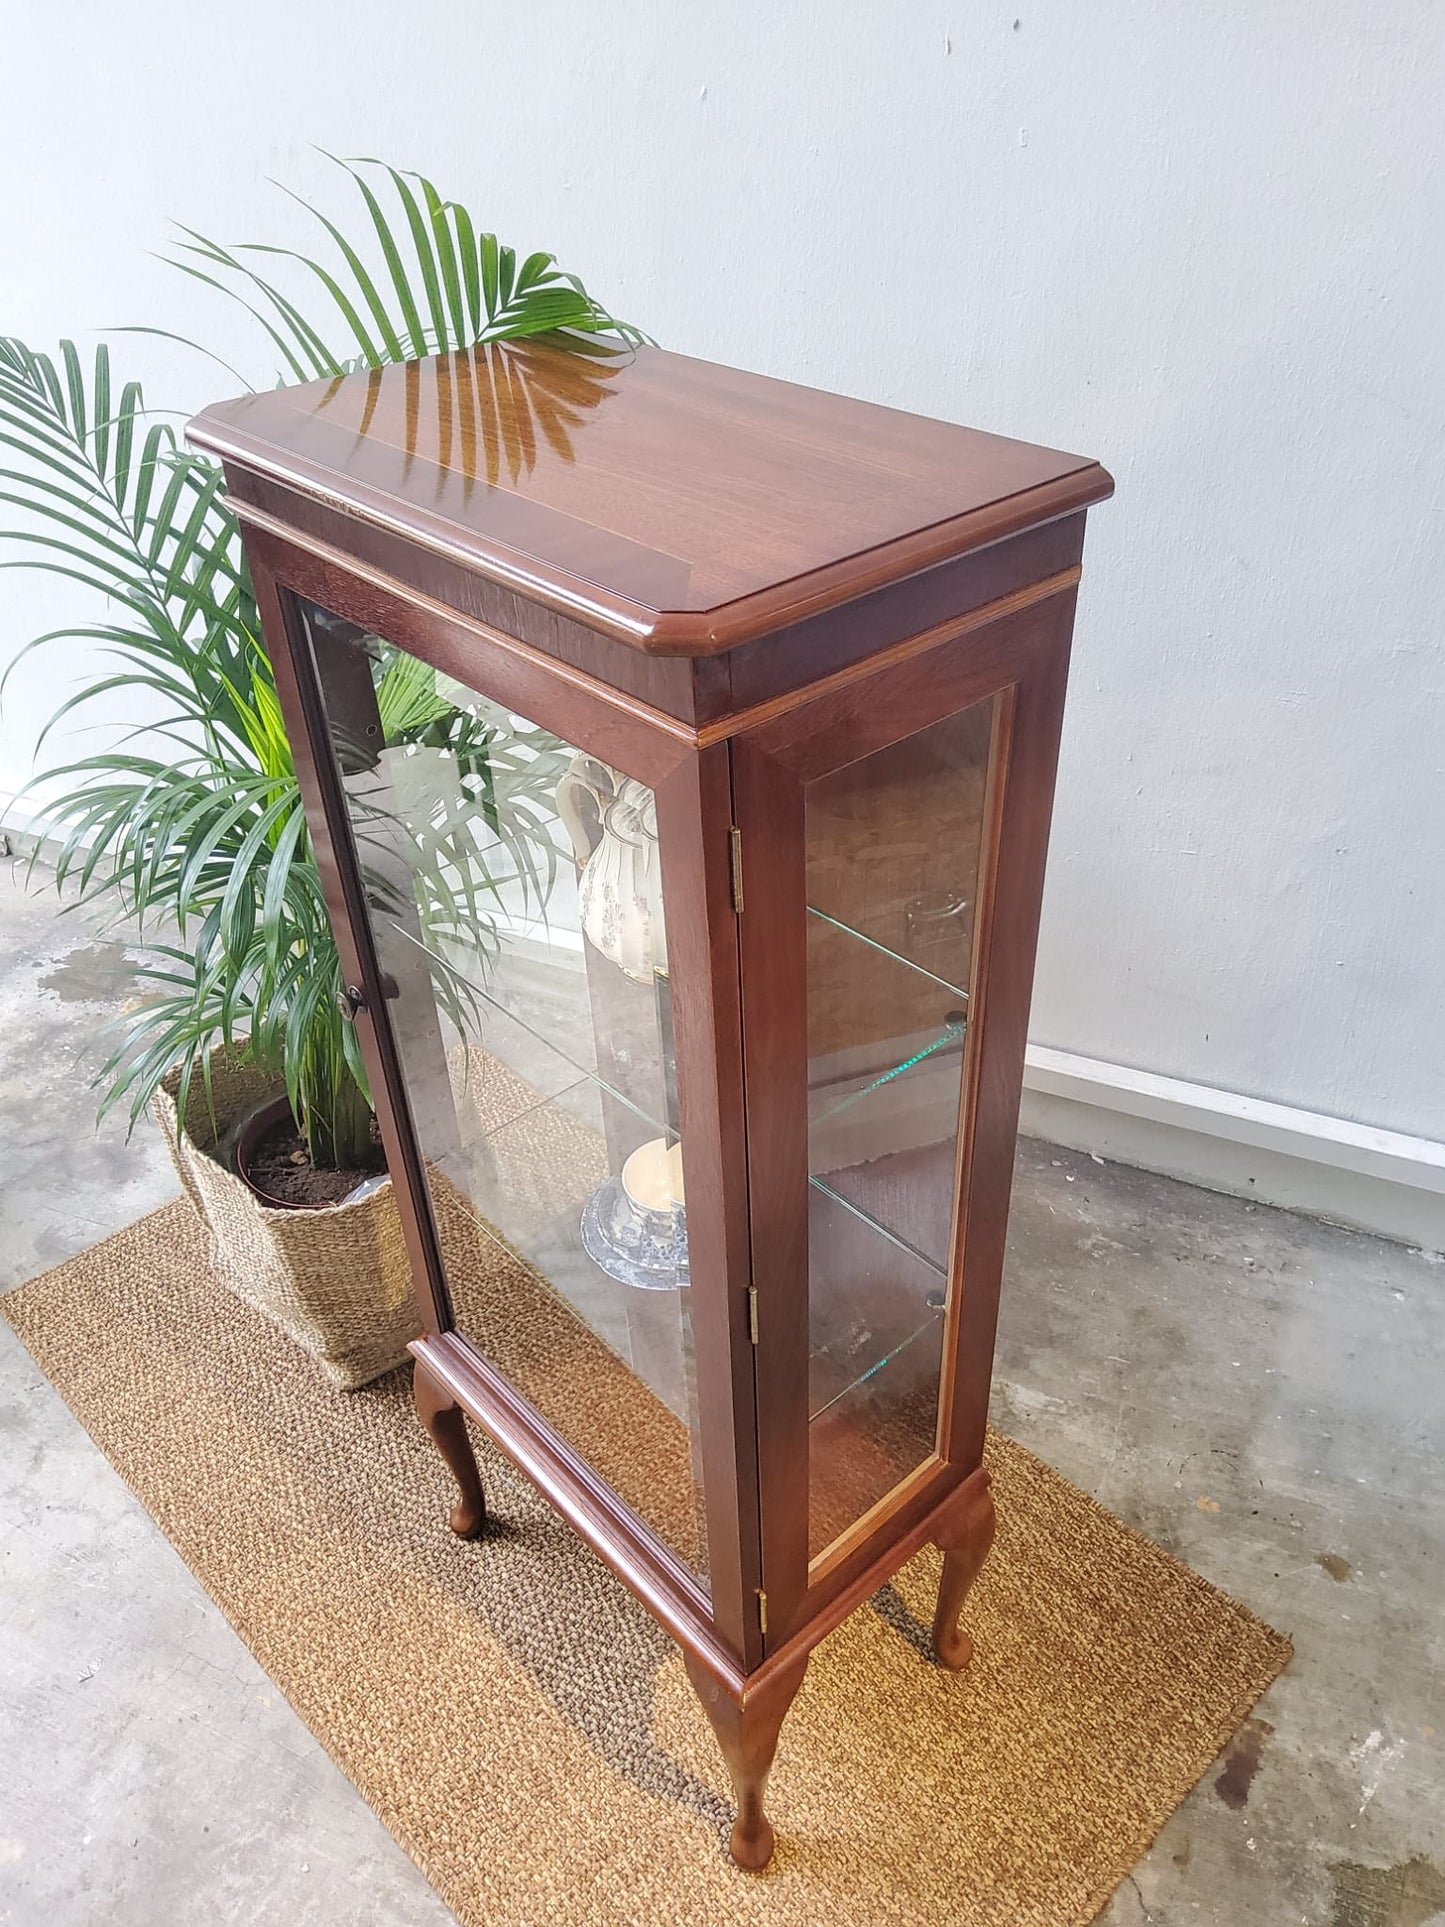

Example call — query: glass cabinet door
[802,697,996,1560]
[298,599,709,1589]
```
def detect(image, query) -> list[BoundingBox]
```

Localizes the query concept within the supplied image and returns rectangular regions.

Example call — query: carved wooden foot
[931,1470,996,1670]
[684,1650,808,1870]
[413,1359,487,1539]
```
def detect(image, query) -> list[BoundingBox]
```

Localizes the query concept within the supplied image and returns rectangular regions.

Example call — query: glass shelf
[806,903,971,1003]
[808,1011,968,1136]
[809,1309,943,1426]
[804,1174,949,1555]
[456,951,675,1145]
[808,1172,948,1281]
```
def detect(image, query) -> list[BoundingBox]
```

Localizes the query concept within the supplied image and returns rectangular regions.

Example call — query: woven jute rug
[3,1201,1290,1927]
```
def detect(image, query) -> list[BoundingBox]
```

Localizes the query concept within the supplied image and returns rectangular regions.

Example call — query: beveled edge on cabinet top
[189,338,1113,657]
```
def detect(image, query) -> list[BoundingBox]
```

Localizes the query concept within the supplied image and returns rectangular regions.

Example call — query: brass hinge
[747,1286,759,1345]
[757,1588,769,1637]
[728,826,744,913]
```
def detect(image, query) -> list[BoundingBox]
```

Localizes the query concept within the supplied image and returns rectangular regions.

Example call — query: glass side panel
[299,599,709,1588]
[804,697,995,1561]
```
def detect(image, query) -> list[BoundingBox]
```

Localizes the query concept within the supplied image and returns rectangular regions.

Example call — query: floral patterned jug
[555,755,668,982]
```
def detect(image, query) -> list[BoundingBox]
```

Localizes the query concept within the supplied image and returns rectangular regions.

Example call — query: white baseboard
[0,789,56,857]
[1021,1045,1445,1254]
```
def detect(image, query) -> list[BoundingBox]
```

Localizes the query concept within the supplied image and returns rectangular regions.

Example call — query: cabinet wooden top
[189,337,1111,656]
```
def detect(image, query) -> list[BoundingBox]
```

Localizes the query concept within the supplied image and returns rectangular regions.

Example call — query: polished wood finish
[413,1357,487,1540]
[220,469,1086,729]
[698,564,1079,747]
[190,338,1110,654]
[191,339,1110,1870]
[241,518,698,777]
[930,1470,997,1670]
[684,1647,809,1870]
[651,745,764,1669]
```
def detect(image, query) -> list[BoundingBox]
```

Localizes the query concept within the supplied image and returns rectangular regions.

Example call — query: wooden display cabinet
[188,338,1111,1868]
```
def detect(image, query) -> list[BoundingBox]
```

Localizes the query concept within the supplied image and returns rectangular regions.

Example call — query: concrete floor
[0,863,1441,1927]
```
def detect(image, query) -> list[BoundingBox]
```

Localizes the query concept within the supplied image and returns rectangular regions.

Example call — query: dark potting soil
[244,1114,386,1209]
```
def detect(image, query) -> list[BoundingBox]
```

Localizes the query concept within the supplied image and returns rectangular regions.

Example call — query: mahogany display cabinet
[188,337,1112,1868]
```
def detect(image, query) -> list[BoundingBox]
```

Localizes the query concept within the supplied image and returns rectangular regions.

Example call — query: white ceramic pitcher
[555,754,668,982]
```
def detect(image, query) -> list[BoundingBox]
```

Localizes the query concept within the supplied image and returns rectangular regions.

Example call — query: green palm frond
[139,153,647,386]
[1,157,635,1168]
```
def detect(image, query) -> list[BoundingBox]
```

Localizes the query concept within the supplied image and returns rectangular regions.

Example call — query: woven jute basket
[151,1048,419,1389]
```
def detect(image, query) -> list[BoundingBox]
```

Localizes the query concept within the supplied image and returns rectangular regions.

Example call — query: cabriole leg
[931,1470,996,1670]
[413,1358,487,1539]
[684,1649,808,1871]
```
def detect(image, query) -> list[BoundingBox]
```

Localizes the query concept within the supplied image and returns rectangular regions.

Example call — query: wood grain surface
[190,337,1112,653]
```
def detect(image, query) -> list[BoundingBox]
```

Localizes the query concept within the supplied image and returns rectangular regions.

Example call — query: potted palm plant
[0,158,640,1387]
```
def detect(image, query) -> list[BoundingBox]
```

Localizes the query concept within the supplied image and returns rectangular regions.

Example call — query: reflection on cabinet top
[188,336,1113,656]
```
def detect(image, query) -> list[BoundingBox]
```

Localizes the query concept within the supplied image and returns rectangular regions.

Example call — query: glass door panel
[298,598,709,1588]
[804,698,995,1560]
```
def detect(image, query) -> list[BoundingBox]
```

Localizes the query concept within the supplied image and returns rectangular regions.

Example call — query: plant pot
[151,1047,419,1389]
[233,1095,303,1208]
